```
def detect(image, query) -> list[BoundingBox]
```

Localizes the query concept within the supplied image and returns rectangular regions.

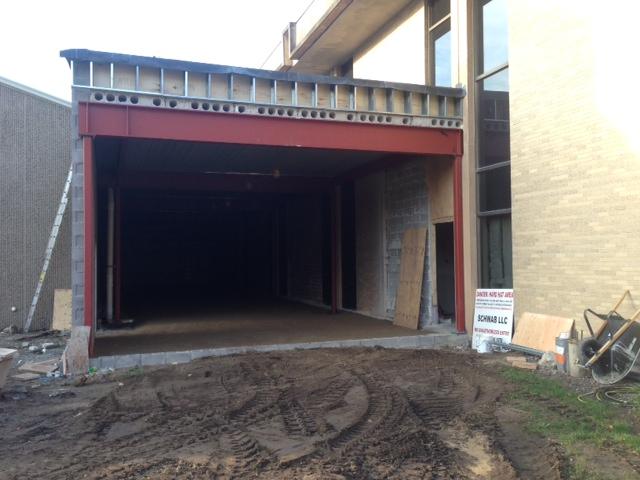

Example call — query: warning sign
[472,289,514,351]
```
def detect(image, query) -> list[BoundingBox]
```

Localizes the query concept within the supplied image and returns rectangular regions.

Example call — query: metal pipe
[106,187,115,322]
[114,187,122,323]
[331,186,338,314]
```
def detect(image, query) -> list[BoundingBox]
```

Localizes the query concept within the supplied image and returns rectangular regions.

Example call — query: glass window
[477,0,511,291]
[434,29,452,87]
[480,215,512,288]
[478,68,510,167]
[478,165,511,212]
[430,0,450,25]
[481,0,509,72]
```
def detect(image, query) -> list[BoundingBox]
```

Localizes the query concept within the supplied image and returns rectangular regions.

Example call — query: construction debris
[19,358,59,375]
[13,372,41,381]
[0,348,18,391]
[505,354,538,370]
[62,326,91,376]
[1,325,19,335]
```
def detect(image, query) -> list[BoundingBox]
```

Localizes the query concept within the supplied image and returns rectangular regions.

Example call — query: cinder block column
[70,90,86,329]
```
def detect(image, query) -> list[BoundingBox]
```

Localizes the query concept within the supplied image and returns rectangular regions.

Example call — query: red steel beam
[453,153,466,333]
[83,137,96,353]
[78,103,462,156]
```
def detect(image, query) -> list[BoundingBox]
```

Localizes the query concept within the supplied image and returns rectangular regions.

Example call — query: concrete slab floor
[95,299,456,357]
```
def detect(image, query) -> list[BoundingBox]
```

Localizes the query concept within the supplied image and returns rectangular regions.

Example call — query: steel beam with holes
[78,103,461,156]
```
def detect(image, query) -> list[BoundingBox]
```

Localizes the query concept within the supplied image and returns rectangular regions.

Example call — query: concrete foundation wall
[286,195,324,305]
[509,1,640,328]
[0,81,71,331]
[384,160,432,326]
[355,172,386,318]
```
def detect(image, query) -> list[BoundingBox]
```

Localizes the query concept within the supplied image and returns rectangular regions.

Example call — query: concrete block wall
[285,195,324,305]
[509,1,640,329]
[70,89,89,328]
[0,81,71,331]
[384,160,432,327]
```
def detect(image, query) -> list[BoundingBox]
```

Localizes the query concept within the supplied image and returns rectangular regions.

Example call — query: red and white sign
[472,289,514,351]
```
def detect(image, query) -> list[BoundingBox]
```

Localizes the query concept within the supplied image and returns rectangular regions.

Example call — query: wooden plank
[511,312,575,353]
[13,372,41,381]
[393,227,427,330]
[52,289,72,331]
[19,358,59,374]
[509,359,537,370]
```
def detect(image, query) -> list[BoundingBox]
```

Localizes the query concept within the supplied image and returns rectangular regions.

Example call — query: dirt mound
[0,348,564,479]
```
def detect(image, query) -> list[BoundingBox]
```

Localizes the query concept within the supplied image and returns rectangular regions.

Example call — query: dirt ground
[0,347,577,480]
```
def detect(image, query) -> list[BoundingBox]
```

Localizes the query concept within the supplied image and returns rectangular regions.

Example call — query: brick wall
[0,81,71,330]
[509,1,640,329]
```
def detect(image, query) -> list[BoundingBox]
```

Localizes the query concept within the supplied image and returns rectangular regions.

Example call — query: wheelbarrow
[581,291,640,384]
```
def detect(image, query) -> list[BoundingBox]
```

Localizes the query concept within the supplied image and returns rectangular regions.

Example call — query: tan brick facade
[509,1,640,329]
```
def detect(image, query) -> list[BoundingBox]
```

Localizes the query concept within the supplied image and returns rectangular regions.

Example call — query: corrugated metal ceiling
[97,138,393,178]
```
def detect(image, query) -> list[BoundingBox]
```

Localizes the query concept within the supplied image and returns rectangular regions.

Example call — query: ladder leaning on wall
[23,163,74,333]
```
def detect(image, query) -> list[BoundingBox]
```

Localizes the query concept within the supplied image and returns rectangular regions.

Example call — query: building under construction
[2,0,639,363]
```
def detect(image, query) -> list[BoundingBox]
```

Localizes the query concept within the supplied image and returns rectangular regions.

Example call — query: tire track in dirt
[0,348,575,480]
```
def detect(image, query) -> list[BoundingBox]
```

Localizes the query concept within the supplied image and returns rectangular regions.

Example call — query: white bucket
[0,348,18,392]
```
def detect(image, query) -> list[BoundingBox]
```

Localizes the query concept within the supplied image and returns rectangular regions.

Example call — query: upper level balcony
[262,0,417,75]
[61,49,464,130]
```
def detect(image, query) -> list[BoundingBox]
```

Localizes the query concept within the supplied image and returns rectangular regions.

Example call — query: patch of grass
[500,367,640,479]
[125,366,144,377]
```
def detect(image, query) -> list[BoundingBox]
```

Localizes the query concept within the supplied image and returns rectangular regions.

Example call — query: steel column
[83,137,96,352]
[453,154,466,333]
[331,186,339,314]
[114,186,122,323]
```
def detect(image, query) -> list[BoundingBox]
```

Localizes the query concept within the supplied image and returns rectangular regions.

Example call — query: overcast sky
[0,0,311,101]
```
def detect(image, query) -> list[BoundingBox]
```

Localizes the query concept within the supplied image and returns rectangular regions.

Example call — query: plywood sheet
[394,227,427,329]
[511,312,575,353]
[52,289,72,331]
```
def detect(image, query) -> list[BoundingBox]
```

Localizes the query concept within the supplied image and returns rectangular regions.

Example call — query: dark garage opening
[91,137,429,355]
[121,190,278,311]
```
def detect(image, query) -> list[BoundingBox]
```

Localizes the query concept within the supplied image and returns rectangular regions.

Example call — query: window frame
[474,0,512,288]
[426,0,452,86]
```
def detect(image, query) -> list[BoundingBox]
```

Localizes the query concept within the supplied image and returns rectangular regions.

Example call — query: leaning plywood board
[394,227,427,330]
[52,289,72,331]
[511,312,575,353]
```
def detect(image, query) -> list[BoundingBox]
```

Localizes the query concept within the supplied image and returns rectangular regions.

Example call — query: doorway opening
[435,222,455,323]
